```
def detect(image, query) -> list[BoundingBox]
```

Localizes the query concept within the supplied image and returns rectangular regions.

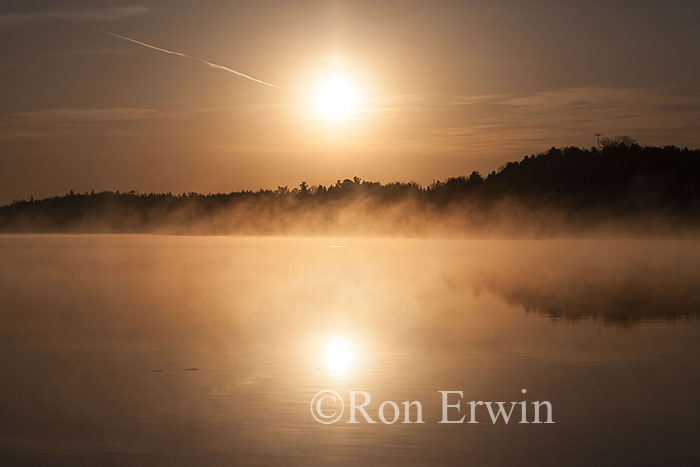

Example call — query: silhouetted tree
[600,135,637,148]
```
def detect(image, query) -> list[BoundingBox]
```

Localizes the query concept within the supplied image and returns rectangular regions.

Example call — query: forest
[2,140,699,235]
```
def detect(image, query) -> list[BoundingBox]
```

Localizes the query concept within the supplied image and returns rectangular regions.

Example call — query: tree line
[1,141,699,233]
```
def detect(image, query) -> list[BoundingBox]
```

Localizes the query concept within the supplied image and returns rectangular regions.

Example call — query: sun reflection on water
[324,337,353,375]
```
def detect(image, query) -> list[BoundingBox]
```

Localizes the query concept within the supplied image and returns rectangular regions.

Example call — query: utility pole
[595,133,602,152]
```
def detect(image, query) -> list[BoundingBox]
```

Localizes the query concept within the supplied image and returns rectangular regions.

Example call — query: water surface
[0,235,698,465]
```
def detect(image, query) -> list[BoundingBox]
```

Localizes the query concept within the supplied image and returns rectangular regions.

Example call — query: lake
[0,235,698,465]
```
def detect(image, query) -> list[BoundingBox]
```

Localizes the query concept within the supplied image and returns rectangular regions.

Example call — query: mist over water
[0,235,698,465]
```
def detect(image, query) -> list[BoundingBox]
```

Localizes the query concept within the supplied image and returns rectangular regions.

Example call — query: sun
[313,74,358,121]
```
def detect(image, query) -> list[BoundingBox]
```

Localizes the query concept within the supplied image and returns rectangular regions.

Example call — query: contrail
[98,30,289,90]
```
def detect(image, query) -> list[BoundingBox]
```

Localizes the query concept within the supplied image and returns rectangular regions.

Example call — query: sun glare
[324,337,353,374]
[313,74,358,121]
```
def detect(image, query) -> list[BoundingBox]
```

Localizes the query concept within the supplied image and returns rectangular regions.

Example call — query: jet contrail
[99,30,289,90]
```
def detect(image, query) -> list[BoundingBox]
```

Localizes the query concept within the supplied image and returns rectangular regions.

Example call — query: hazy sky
[1,0,699,203]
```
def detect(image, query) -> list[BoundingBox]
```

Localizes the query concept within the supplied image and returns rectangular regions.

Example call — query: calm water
[0,235,699,466]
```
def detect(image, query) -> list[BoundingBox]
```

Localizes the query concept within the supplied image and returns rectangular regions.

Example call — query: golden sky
[1,0,700,204]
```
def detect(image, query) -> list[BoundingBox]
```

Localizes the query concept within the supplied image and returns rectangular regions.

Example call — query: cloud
[0,6,149,25]
[422,87,700,155]
[11,107,160,124]
[0,107,164,139]
[48,48,130,57]
[312,87,700,163]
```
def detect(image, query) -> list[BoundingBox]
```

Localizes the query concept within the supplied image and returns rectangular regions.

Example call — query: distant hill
[1,142,699,235]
